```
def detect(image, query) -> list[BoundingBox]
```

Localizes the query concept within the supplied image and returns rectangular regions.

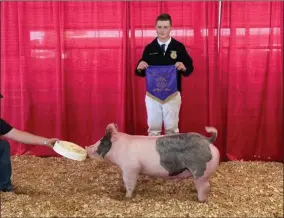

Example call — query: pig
[86,123,220,202]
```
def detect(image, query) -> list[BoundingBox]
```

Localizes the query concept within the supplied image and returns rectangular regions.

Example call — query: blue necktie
[161,44,166,52]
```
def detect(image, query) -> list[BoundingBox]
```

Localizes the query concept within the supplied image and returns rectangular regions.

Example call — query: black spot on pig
[168,167,188,176]
[96,129,112,158]
[156,133,213,179]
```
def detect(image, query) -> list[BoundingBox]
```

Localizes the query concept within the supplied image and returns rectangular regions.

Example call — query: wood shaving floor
[1,155,283,217]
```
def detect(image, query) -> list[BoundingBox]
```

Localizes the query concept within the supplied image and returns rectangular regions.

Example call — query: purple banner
[146,65,178,103]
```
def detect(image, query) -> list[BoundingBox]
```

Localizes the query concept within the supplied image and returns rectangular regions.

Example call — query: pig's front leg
[122,168,139,199]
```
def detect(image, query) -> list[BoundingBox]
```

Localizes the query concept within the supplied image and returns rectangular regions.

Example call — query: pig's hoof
[125,194,133,199]
[197,196,208,203]
[124,196,134,201]
[125,192,134,200]
[197,188,209,203]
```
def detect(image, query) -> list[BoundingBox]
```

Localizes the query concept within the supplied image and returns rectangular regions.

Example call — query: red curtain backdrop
[1,1,283,162]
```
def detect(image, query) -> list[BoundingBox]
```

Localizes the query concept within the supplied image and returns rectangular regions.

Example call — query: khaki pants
[145,92,182,136]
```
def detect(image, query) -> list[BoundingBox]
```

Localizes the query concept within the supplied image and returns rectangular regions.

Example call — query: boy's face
[156,20,172,41]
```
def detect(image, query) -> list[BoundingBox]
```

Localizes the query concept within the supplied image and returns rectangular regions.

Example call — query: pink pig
[86,123,220,202]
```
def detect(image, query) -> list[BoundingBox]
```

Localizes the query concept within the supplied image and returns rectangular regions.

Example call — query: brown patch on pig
[96,128,112,158]
[156,126,217,180]
[95,123,119,158]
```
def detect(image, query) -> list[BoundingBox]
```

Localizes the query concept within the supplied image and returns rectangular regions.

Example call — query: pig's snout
[85,146,93,157]
[85,145,101,160]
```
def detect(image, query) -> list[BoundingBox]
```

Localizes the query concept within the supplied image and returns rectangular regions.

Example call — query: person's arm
[3,128,58,148]
[178,44,194,77]
[135,46,149,77]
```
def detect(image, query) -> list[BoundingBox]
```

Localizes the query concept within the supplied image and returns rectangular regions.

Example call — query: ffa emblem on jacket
[170,51,177,59]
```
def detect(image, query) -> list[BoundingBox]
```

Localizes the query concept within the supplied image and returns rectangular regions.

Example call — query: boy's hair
[156,13,172,26]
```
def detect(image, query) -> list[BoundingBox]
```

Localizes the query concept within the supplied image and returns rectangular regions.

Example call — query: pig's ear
[114,123,118,131]
[105,123,118,136]
[105,128,112,139]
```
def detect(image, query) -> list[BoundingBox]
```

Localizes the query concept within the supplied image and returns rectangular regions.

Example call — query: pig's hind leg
[193,177,210,203]
[122,168,139,199]
[184,164,210,202]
